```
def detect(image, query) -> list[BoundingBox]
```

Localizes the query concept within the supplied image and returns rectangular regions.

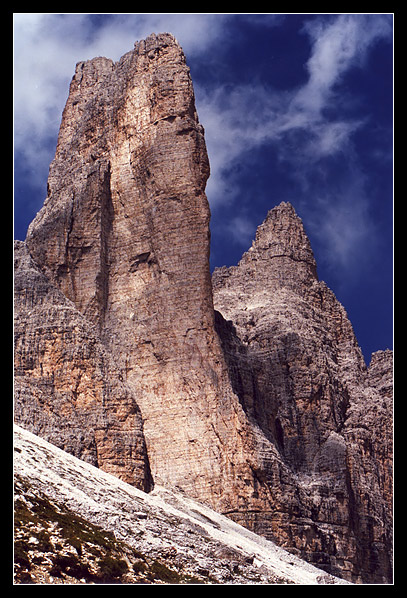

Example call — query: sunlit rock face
[14,240,153,491]
[16,34,393,584]
[23,32,266,517]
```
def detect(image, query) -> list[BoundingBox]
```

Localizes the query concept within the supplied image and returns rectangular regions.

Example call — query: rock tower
[15,34,393,583]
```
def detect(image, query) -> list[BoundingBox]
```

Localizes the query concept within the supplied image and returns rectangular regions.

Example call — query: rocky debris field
[14,425,350,585]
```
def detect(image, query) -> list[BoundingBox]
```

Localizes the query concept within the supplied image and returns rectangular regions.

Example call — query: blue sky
[13,13,393,364]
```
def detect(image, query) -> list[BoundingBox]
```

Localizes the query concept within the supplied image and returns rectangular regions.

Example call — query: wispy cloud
[226,215,258,247]
[14,13,392,279]
[198,14,392,197]
[195,14,392,276]
[13,13,233,192]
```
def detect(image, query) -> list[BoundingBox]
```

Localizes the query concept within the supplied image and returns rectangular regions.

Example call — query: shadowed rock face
[15,34,393,584]
[212,202,357,472]
[212,202,393,583]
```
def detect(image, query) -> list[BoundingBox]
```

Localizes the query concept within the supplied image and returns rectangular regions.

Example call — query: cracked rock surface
[15,34,392,584]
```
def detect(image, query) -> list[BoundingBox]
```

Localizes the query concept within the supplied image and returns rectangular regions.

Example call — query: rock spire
[15,34,392,584]
[22,32,268,515]
[213,201,392,583]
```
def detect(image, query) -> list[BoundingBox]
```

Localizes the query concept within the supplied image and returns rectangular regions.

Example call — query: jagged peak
[133,32,182,57]
[71,33,182,84]
[266,200,297,217]
[212,202,318,291]
[238,201,318,283]
[254,202,311,248]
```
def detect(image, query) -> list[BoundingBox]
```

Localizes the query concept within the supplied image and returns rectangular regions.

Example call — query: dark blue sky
[14,14,393,364]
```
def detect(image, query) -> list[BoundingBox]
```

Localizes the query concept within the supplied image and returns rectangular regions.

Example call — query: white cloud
[303,167,376,278]
[14,13,392,276]
[199,14,392,198]
[13,13,233,192]
[293,14,392,116]
[195,82,286,206]
[226,215,257,247]
[14,13,389,195]
[316,203,370,270]
[194,14,392,275]
[14,14,94,189]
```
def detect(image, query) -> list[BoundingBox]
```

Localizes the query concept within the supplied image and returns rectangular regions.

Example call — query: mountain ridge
[14,33,393,584]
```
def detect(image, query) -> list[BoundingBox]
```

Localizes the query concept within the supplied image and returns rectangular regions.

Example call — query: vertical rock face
[23,33,267,513]
[14,240,152,491]
[212,203,362,472]
[16,34,393,584]
[341,349,393,580]
[212,203,393,583]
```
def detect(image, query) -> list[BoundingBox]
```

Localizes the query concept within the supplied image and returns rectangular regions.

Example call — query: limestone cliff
[23,32,270,518]
[15,33,393,584]
[212,203,393,583]
[14,240,152,491]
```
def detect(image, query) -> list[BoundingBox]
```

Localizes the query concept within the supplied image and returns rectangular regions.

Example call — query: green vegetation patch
[15,482,119,557]
[14,478,213,584]
[14,480,133,583]
[49,553,93,581]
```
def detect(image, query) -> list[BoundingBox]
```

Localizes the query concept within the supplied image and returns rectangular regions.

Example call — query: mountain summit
[242,201,318,283]
[14,35,392,584]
